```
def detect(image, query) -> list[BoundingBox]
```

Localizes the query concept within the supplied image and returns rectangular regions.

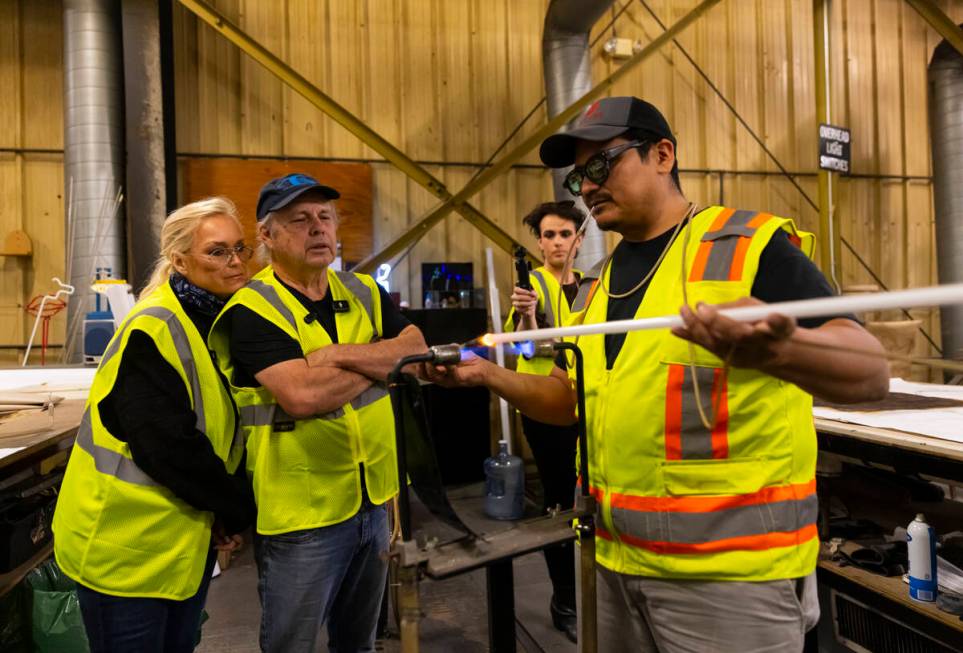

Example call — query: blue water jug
[484,440,524,520]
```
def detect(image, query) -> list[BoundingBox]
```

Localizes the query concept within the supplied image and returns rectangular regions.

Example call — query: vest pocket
[661,456,791,496]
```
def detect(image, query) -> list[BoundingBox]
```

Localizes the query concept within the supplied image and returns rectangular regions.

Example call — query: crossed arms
[255,325,427,419]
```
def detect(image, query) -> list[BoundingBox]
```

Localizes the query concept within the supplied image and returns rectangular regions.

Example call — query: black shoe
[550,595,577,643]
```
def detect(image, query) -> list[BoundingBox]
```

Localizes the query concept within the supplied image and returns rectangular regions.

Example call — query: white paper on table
[0,368,95,400]
[0,447,26,460]
[812,378,963,444]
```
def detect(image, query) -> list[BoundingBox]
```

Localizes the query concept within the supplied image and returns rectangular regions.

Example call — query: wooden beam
[905,0,963,58]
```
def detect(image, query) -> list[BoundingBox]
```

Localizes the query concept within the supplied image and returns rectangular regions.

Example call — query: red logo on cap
[584,101,602,121]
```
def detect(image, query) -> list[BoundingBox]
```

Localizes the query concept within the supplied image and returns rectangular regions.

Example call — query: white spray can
[907,513,937,602]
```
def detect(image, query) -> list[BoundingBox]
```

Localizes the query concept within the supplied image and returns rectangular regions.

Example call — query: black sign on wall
[819,123,851,174]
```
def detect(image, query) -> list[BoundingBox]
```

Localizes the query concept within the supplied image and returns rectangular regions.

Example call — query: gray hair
[255,200,340,266]
[256,212,276,264]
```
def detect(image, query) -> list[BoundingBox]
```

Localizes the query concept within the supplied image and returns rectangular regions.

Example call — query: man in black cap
[209,173,426,652]
[425,97,888,651]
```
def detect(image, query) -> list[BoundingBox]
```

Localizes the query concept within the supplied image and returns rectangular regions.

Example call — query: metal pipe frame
[813,0,841,289]
[906,0,963,58]
[354,0,722,272]
[176,0,526,271]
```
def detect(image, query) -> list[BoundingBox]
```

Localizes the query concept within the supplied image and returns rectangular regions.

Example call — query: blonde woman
[53,197,256,653]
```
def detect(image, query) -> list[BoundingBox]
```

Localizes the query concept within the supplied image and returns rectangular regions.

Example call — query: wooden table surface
[0,399,85,471]
[815,416,963,464]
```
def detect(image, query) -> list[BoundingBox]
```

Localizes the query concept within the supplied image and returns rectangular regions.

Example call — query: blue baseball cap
[256,173,340,221]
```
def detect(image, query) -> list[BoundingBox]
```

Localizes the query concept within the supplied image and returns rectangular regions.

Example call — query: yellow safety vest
[208,266,398,535]
[53,281,241,600]
[504,266,581,375]
[570,206,819,581]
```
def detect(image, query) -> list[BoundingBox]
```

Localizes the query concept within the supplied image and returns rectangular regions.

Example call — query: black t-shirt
[600,223,854,369]
[225,273,411,387]
[98,299,256,536]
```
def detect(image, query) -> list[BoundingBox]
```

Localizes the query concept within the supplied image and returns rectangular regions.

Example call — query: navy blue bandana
[170,273,226,318]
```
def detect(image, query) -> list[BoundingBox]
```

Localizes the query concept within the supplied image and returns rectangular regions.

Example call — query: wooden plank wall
[0,0,64,365]
[593,0,951,374]
[179,157,375,267]
[172,0,556,315]
[1,0,961,370]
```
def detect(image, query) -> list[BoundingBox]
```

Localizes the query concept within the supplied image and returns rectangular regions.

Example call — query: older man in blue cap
[209,173,426,652]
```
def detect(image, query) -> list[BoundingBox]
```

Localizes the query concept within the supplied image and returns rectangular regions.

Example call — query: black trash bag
[25,559,89,653]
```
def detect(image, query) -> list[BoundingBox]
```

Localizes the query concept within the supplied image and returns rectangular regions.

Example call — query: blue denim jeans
[254,502,389,653]
[76,548,216,653]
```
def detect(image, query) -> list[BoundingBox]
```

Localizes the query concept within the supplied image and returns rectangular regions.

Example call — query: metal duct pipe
[543,0,615,269]
[122,0,170,294]
[63,0,126,362]
[930,28,963,361]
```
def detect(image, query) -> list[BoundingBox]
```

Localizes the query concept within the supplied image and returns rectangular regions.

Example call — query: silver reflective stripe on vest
[570,258,606,313]
[678,366,718,460]
[335,271,377,334]
[246,279,297,330]
[609,493,818,545]
[79,305,209,486]
[238,403,276,428]
[163,311,208,437]
[75,408,159,487]
[699,210,758,281]
[239,401,346,426]
[350,383,389,411]
[530,270,555,327]
[105,306,206,433]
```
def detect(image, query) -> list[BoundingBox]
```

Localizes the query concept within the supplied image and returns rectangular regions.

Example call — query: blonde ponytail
[138,196,241,300]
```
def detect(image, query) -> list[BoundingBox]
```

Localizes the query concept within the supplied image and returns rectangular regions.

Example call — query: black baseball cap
[539,96,676,168]
[256,173,340,221]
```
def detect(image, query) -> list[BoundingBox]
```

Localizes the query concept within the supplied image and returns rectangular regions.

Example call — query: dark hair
[624,128,682,192]
[522,201,586,237]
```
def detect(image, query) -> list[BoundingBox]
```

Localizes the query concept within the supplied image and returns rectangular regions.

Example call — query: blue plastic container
[484,440,524,520]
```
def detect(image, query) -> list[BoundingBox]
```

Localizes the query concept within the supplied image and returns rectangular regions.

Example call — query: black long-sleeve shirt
[97,301,256,536]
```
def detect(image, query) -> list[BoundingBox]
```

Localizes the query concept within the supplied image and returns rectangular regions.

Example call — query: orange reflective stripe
[688,241,713,282]
[587,484,604,503]
[727,234,752,281]
[597,524,614,541]
[727,212,771,281]
[571,278,600,314]
[585,280,599,309]
[748,212,772,228]
[663,364,728,460]
[664,364,685,460]
[710,369,729,459]
[688,209,735,282]
[709,207,735,231]
[607,479,816,513]
[690,209,783,282]
[617,523,818,554]
[689,209,735,281]
[609,487,818,552]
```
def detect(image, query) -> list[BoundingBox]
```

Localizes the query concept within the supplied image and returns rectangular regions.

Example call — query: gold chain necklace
[597,202,699,299]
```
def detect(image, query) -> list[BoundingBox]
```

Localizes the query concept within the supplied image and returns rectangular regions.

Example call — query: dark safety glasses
[563,140,645,196]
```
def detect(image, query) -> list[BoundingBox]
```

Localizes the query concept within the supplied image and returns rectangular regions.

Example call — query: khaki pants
[585,565,819,653]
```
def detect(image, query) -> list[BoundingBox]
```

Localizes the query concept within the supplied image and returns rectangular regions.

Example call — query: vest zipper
[598,369,614,537]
